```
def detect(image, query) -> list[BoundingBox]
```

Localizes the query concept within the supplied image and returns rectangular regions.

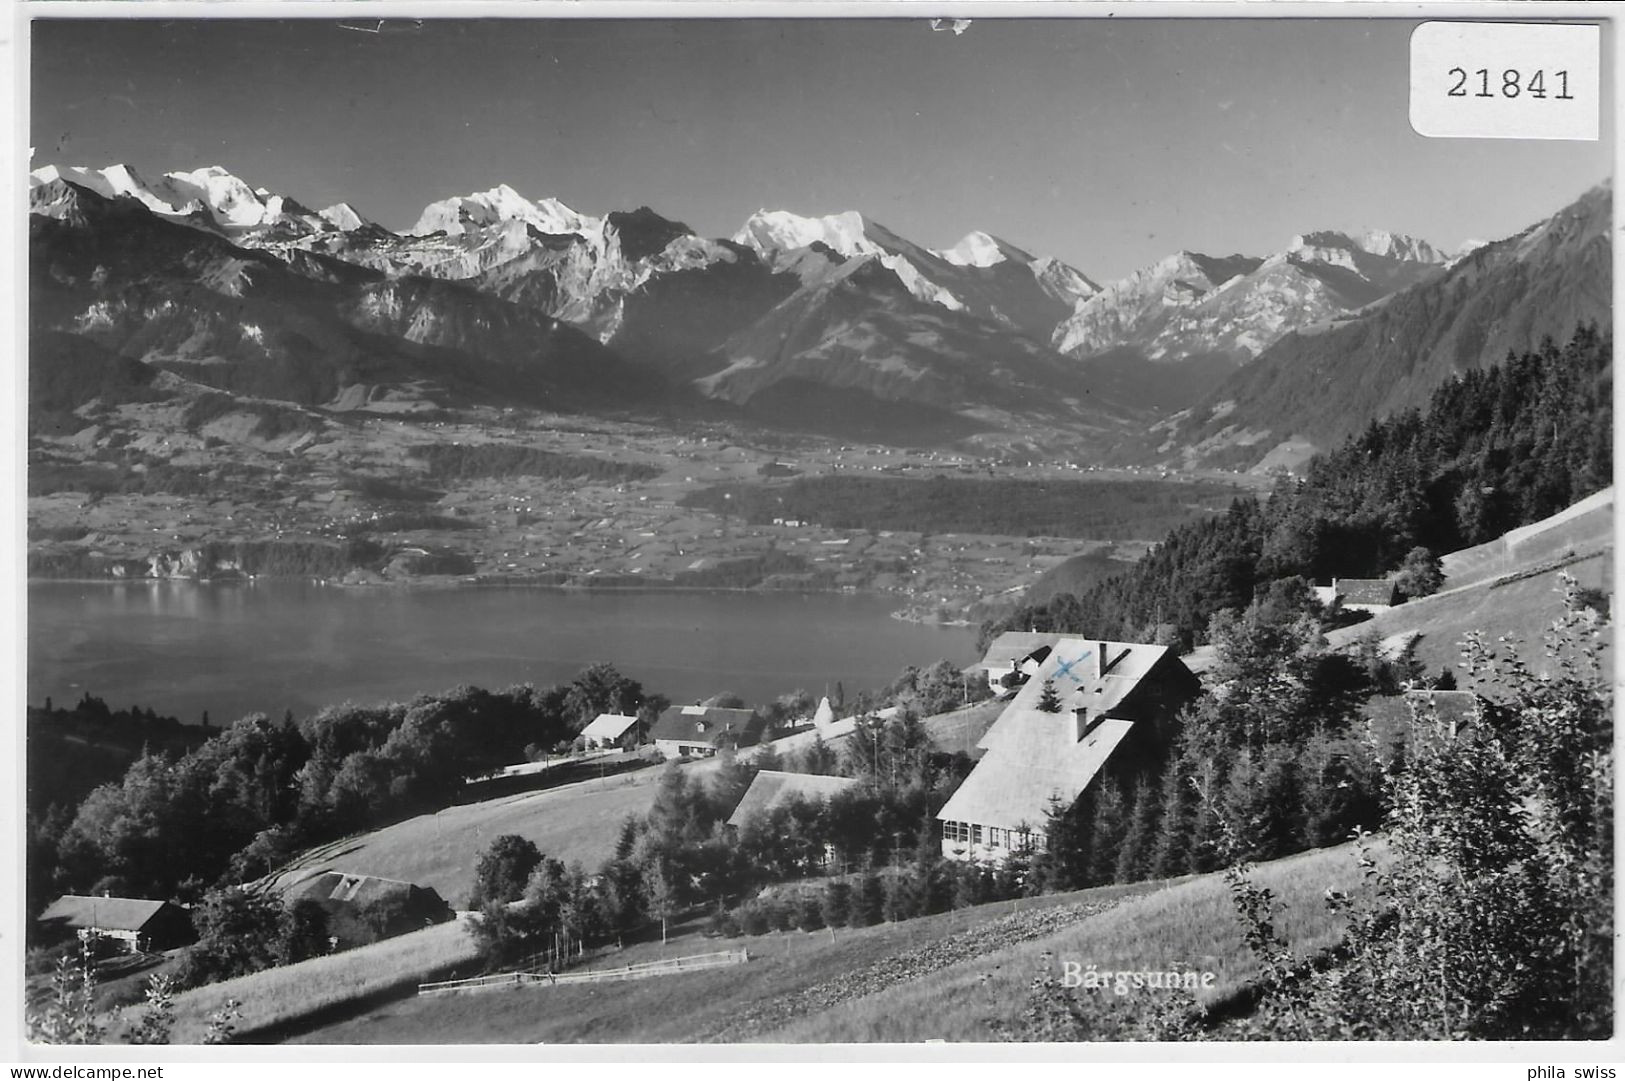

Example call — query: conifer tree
[820,879,852,929]
[852,869,885,926]
[1149,749,1199,879]
[883,866,921,922]
[1084,777,1128,887]
[1114,777,1162,884]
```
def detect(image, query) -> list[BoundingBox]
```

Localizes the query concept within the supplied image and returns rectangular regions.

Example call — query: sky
[30,16,1614,282]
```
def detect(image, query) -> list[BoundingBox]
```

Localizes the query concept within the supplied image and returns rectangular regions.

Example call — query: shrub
[1221,576,1613,1039]
[795,894,826,932]
[737,901,772,937]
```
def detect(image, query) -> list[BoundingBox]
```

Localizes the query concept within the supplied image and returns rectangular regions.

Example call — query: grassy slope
[288,842,1376,1045]
[766,841,1381,1042]
[1325,548,1611,681]
[1438,487,1612,589]
[267,699,1004,908]
[1177,490,1613,680]
[266,769,677,908]
[288,881,1159,1045]
[165,916,480,1044]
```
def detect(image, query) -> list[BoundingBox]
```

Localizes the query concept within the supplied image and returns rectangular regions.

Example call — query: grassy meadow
[766,840,1382,1042]
[287,841,1378,1045]
[165,916,481,1043]
[288,880,1156,1045]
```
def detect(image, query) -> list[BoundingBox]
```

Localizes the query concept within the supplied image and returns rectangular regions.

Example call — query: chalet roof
[939,715,1135,831]
[978,639,1180,753]
[726,770,861,828]
[977,631,1064,671]
[1335,578,1398,606]
[283,871,446,910]
[38,895,178,933]
[940,638,1194,832]
[580,712,640,741]
[650,705,762,745]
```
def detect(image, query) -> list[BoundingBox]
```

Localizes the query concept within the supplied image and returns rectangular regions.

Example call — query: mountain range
[28,162,1612,462]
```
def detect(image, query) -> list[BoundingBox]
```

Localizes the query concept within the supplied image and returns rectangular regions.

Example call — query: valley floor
[30,401,1258,618]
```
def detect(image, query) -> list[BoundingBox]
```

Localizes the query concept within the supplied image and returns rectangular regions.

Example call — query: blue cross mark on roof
[1052,650,1092,685]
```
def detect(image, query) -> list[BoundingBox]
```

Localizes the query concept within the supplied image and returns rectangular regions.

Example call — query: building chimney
[1073,707,1093,742]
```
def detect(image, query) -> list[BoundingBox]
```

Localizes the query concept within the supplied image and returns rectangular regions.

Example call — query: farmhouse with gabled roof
[726,770,861,830]
[1331,577,1399,611]
[938,637,1199,862]
[974,631,1064,691]
[650,704,765,759]
[283,871,454,948]
[37,895,196,953]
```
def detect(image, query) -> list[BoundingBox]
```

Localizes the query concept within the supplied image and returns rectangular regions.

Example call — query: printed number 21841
[1446,67,1574,100]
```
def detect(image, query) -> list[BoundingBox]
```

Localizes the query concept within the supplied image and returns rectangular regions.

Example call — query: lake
[27,581,981,725]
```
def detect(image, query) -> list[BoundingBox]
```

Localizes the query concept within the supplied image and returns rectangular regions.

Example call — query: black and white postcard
[15,3,1618,1059]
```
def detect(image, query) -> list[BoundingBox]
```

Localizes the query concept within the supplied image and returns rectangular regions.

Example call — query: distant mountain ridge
[28,161,1609,454]
[1052,229,1449,367]
[1153,180,1613,471]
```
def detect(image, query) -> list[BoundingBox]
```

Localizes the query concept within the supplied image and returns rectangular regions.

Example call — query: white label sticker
[1410,22,1599,141]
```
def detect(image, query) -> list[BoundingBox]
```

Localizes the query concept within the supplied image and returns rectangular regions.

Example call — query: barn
[937,637,1199,862]
[37,895,196,953]
[1332,577,1399,612]
[282,871,454,948]
[650,704,765,759]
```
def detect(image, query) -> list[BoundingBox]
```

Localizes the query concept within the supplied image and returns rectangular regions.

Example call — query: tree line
[410,443,661,485]
[680,474,1239,540]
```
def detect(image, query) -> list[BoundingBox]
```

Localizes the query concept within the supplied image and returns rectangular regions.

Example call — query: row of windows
[941,821,1041,852]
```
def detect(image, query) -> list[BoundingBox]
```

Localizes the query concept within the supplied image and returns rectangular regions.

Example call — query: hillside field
[288,841,1379,1044]
[1325,493,1611,683]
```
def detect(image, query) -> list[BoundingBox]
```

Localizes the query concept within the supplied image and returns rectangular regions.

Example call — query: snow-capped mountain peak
[1288,229,1446,265]
[733,208,879,260]
[319,203,372,232]
[410,183,600,240]
[28,162,334,233]
[936,230,1010,268]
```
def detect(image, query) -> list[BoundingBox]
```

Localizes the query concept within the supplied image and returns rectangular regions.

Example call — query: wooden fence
[417,948,749,996]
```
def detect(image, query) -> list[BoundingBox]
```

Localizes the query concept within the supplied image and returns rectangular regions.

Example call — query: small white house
[579,712,641,751]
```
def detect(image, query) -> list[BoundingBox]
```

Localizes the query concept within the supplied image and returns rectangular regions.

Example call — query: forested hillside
[985,325,1612,651]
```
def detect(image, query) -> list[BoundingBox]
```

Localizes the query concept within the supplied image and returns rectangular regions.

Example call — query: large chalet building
[938,637,1199,863]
